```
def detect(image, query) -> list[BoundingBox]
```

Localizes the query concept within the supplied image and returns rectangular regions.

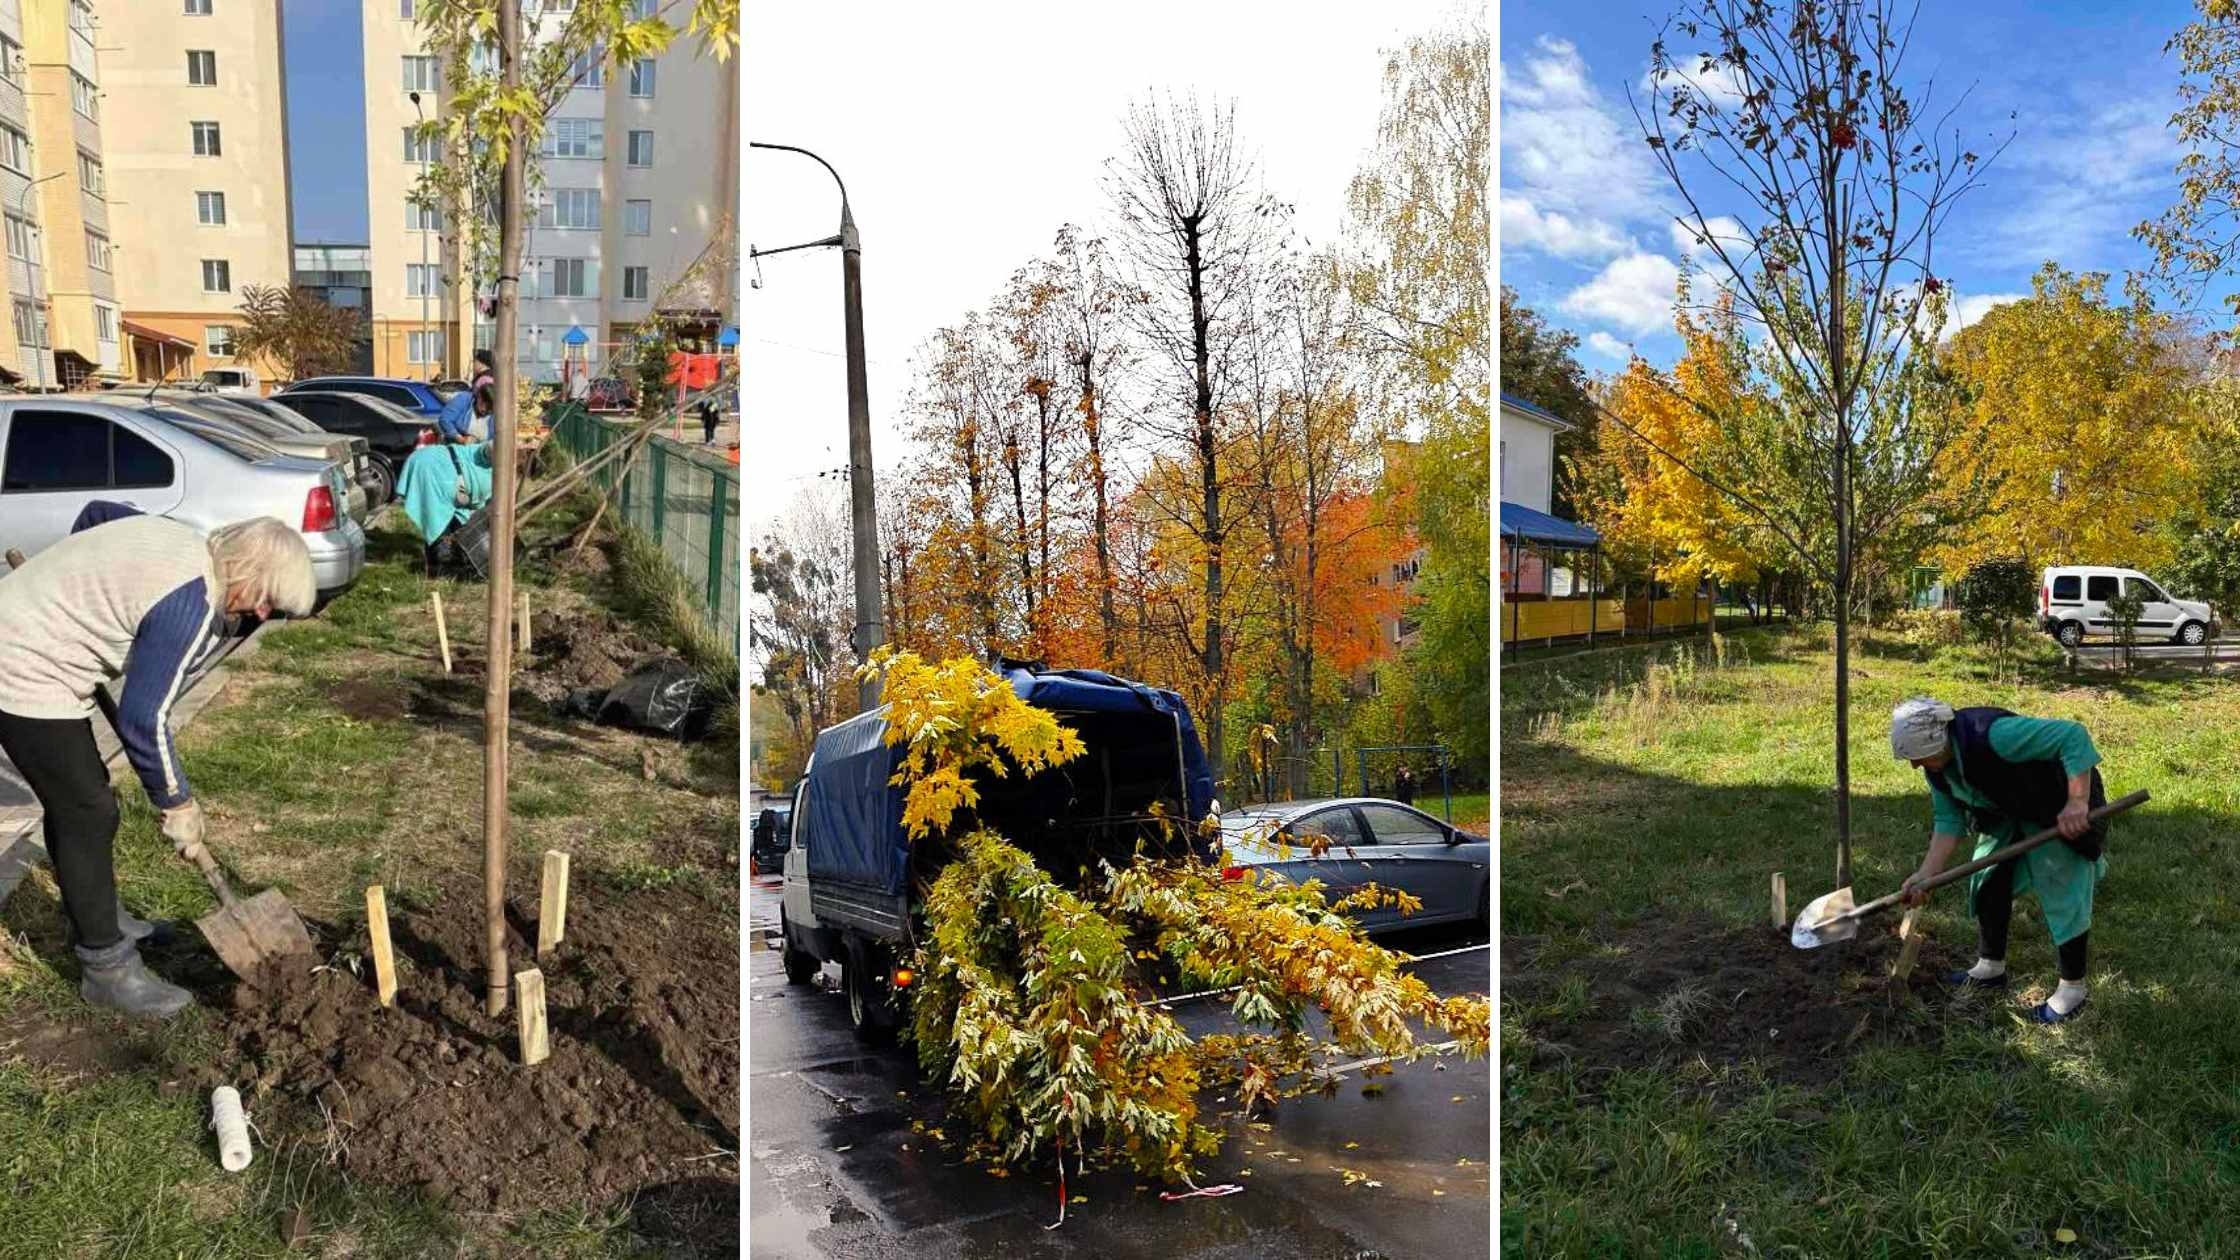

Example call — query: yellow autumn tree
[1936,263,2199,572]
[1572,295,1769,588]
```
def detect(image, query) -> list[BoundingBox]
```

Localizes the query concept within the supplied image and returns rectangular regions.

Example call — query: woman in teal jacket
[397,394,493,577]
[1892,697,2108,1024]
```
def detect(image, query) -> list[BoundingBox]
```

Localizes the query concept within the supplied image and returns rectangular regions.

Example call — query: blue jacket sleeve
[118,578,215,808]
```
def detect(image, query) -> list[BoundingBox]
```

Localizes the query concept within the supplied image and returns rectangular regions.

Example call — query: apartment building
[101,0,293,387]
[0,1,42,383]
[366,0,739,386]
[18,0,117,386]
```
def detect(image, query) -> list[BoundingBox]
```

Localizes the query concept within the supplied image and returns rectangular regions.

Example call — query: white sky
[741,0,1462,535]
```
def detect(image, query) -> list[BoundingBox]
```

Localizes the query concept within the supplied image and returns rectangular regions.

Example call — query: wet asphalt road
[746,878,1491,1260]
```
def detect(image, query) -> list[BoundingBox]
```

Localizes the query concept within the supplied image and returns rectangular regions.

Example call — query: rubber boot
[115,898,178,948]
[76,937,193,1020]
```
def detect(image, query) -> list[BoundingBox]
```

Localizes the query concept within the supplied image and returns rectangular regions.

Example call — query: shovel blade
[197,891,314,981]
[1790,886,1858,949]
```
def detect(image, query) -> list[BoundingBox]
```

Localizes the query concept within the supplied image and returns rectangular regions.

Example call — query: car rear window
[2052,575,2080,600]
[114,427,174,489]
[144,407,276,462]
[2087,575,2119,601]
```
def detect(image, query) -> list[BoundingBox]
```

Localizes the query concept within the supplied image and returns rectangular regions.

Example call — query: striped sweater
[0,511,219,808]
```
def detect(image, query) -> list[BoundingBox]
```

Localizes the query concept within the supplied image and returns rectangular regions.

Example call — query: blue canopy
[1501,500,1600,547]
[802,668,1215,897]
[562,325,590,347]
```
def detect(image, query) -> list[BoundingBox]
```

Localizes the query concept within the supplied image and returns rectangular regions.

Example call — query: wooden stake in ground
[518,589,532,654]
[430,592,452,673]
[515,968,548,1066]
[365,885,398,1007]
[538,850,569,959]
[1770,872,1786,929]
[1892,908,1926,980]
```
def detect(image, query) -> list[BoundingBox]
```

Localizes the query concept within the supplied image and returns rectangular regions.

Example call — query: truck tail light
[302,485,336,533]
[890,966,915,989]
[1221,865,1246,881]
[2041,585,2049,615]
[416,427,439,447]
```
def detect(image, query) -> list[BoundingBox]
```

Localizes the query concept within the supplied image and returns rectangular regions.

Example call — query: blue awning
[1501,501,1600,547]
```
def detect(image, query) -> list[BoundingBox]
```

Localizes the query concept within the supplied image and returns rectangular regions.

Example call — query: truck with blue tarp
[778,663,1216,1038]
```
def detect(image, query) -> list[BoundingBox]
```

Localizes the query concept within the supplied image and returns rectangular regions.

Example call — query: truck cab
[777,664,1215,1040]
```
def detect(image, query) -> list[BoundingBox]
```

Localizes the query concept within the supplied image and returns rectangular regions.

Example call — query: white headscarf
[1890,696,1956,761]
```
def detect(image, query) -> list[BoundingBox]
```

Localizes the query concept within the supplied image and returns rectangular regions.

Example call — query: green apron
[1941,749,2105,947]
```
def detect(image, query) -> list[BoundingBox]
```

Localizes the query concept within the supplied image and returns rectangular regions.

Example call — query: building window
[624,199,651,236]
[94,304,115,343]
[622,266,649,301]
[85,231,110,273]
[407,329,445,364]
[187,50,217,87]
[0,36,19,86]
[4,215,33,261]
[14,300,45,348]
[568,48,602,90]
[406,263,440,297]
[544,0,575,11]
[547,258,587,298]
[627,130,653,166]
[201,259,231,293]
[0,126,29,175]
[206,324,233,357]
[196,191,226,225]
[77,150,102,196]
[537,188,599,230]
[403,55,438,93]
[628,58,656,97]
[631,0,655,16]
[407,200,440,231]
[399,0,414,18]
[192,121,221,156]
[403,127,436,163]
[185,0,213,13]
[542,118,601,159]
[70,71,96,120]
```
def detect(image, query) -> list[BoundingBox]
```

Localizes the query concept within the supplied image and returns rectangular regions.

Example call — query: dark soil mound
[510,607,671,707]
[208,878,738,1243]
[1504,913,1964,1090]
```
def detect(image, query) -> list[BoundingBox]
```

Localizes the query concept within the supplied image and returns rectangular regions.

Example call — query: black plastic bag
[562,658,715,741]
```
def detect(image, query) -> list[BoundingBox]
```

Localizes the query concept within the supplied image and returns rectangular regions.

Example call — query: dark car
[280,376,449,421]
[267,390,438,489]
[749,802,793,874]
[1219,798,1489,935]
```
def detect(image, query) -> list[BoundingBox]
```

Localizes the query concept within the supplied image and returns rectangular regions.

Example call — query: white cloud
[1501,37,1662,227]
[1642,57,1750,112]
[1947,291,2027,339]
[1978,94,2181,269]
[1584,331,1634,361]
[1560,252,1683,336]
[1667,214,1749,263]
[1501,194,1630,260]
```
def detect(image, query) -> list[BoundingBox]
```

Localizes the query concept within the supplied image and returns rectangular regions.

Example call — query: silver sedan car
[0,396,365,597]
[1218,798,1490,935]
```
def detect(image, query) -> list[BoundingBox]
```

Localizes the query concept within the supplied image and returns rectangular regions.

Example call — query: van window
[2052,575,2080,601]
[2086,575,2119,601]
[2126,577,2168,602]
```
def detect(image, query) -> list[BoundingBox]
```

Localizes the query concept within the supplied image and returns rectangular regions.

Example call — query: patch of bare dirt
[1504,913,1963,1091]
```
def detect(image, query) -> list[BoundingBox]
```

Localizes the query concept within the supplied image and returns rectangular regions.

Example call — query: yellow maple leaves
[860,648,1086,841]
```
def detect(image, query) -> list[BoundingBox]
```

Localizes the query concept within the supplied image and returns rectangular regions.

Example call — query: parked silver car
[0,396,365,597]
[1218,798,1490,935]
[131,393,375,522]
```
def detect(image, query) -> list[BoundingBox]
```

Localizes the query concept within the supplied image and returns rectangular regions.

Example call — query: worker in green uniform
[1892,697,2108,1024]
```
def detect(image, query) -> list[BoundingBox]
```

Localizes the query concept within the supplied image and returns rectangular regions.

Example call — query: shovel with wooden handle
[1790,789,2149,949]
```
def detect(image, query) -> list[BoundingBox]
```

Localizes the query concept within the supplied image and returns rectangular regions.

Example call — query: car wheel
[2057,621,2085,648]
[364,456,396,508]
[844,944,898,1042]
[779,909,819,986]
[2179,620,2207,647]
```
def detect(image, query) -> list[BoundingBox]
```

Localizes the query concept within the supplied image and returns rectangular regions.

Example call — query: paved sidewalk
[0,626,265,905]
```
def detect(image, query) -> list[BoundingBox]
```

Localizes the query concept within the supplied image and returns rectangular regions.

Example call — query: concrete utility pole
[749,141,884,712]
[483,0,526,1019]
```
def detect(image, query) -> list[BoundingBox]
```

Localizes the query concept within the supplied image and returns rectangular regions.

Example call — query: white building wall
[1499,401,1560,516]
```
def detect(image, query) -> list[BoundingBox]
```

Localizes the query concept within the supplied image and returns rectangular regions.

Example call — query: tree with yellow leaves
[1936,263,2199,574]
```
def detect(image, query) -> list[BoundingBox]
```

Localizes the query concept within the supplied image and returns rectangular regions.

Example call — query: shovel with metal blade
[1790,789,2150,949]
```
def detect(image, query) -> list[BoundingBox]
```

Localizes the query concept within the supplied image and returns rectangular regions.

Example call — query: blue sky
[1501,0,2218,370]
[282,0,368,244]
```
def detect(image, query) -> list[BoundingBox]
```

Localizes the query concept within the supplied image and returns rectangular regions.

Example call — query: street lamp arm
[748,234,844,260]
[748,140,847,205]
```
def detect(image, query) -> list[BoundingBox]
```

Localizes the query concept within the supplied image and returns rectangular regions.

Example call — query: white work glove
[160,799,207,864]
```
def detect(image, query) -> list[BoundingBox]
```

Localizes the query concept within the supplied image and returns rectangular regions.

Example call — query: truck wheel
[845,944,899,1043]
[2057,621,2085,648]
[779,909,818,986]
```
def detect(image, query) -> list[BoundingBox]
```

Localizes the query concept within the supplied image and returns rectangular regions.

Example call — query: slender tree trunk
[1184,215,1224,782]
[483,0,525,1019]
[1079,354,1116,668]
[1005,431,1032,627]
[1034,388,1053,648]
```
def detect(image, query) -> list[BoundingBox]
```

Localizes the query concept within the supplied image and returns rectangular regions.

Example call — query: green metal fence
[547,405,740,647]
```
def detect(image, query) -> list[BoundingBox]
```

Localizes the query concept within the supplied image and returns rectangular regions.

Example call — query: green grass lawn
[1502,623,2240,1257]
[0,508,738,1259]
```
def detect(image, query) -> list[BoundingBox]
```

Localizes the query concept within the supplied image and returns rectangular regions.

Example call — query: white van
[2039,565,2216,647]
[199,367,260,396]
